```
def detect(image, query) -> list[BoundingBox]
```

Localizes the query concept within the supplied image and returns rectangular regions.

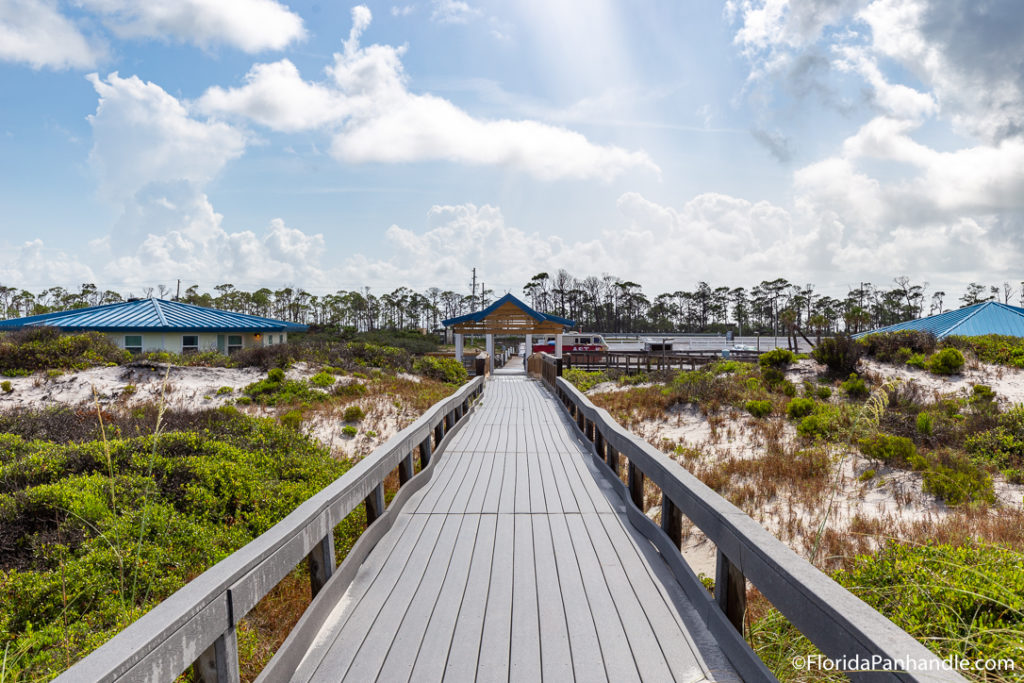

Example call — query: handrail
[553,377,965,682]
[57,376,485,683]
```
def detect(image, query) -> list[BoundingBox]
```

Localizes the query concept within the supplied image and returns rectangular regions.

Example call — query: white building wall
[107,331,286,354]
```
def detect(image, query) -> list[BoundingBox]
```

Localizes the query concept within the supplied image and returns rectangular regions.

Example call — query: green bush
[785,397,816,419]
[562,368,609,392]
[841,373,869,399]
[811,334,864,375]
[412,356,468,384]
[815,385,832,400]
[906,353,927,369]
[779,380,797,397]
[243,370,330,406]
[342,425,358,437]
[834,541,1023,665]
[965,405,1024,478]
[921,457,995,505]
[334,381,368,398]
[745,400,773,418]
[343,405,365,422]
[858,433,917,466]
[216,386,233,395]
[916,412,934,435]
[797,406,843,441]
[943,334,1024,369]
[927,347,965,375]
[309,370,336,387]
[758,348,795,370]
[860,330,937,361]
[279,409,303,430]
[0,328,130,373]
[0,412,349,679]
[268,368,285,382]
[858,469,876,482]
[1,380,12,393]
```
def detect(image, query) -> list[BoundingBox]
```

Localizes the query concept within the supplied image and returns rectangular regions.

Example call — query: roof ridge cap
[151,298,168,326]
[937,301,987,337]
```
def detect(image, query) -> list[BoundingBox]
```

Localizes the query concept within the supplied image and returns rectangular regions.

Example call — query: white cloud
[196,5,658,181]
[0,239,97,285]
[196,60,350,132]
[0,0,102,69]
[430,0,481,25]
[87,72,247,200]
[78,0,305,52]
[391,5,415,17]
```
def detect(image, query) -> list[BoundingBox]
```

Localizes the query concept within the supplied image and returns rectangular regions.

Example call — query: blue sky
[2,0,1023,298]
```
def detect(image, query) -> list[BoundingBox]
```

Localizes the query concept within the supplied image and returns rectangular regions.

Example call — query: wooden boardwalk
[290,365,741,682]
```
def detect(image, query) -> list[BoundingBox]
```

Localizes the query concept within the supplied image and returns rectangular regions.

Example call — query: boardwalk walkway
[290,365,741,682]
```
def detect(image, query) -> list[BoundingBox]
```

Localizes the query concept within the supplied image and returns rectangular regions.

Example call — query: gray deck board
[296,368,737,682]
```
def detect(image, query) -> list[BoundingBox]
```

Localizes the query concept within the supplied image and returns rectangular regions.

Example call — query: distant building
[0,298,307,354]
[854,301,1024,340]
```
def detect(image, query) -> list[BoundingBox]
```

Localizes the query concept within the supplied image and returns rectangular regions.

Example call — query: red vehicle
[531,333,608,354]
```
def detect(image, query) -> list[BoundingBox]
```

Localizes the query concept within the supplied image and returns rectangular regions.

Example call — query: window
[124,335,142,354]
[182,335,199,354]
[578,337,591,344]
[227,335,243,354]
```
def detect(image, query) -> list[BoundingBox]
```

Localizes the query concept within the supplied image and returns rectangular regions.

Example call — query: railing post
[365,482,385,525]
[715,549,746,633]
[595,429,605,460]
[434,421,444,448]
[419,438,432,468]
[306,533,335,597]
[606,445,619,474]
[660,497,683,549]
[193,628,240,683]
[398,451,415,485]
[627,462,644,509]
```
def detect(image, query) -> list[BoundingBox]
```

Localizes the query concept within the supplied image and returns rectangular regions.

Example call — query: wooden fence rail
[57,376,485,683]
[564,349,762,372]
[551,376,964,682]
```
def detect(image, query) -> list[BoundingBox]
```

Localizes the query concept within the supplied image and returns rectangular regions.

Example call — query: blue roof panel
[441,293,575,328]
[854,301,1024,339]
[0,298,307,333]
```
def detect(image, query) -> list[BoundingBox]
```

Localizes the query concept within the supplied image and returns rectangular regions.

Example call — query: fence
[550,377,963,682]
[564,349,761,373]
[58,377,485,683]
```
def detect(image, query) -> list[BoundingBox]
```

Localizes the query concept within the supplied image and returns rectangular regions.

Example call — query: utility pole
[481,282,485,309]
[470,268,478,311]
[175,279,181,301]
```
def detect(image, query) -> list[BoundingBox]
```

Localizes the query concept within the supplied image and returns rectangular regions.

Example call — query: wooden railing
[552,377,964,682]
[565,348,762,372]
[57,376,485,683]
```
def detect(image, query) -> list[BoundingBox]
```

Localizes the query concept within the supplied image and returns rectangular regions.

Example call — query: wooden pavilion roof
[442,294,575,335]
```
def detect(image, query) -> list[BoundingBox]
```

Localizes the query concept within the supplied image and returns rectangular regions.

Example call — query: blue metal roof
[0,298,308,333]
[441,293,575,328]
[854,301,1024,339]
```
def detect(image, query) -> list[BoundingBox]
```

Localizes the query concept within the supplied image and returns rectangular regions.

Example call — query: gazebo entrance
[441,293,575,372]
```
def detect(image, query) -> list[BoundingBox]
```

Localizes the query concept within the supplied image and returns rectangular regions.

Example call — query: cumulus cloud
[430,0,481,25]
[87,72,247,200]
[78,0,305,52]
[0,238,97,285]
[0,0,103,69]
[196,5,658,181]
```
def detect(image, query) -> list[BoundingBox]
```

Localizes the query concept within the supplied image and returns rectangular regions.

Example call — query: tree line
[0,275,1020,337]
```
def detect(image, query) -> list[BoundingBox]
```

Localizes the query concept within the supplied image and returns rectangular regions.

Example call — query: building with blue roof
[854,301,1024,339]
[0,298,307,355]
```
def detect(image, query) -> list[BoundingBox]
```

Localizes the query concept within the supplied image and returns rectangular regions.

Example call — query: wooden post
[660,497,682,549]
[193,629,240,683]
[715,549,746,633]
[306,533,335,597]
[627,462,644,509]
[595,430,605,460]
[419,438,432,468]
[365,483,385,525]
[434,422,444,448]
[606,445,619,473]
[398,451,414,485]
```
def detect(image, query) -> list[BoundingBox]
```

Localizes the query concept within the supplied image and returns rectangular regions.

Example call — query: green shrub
[342,425,358,437]
[235,396,252,405]
[858,469,876,482]
[1,368,30,377]
[280,409,303,430]
[858,433,917,466]
[811,334,864,375]
[1,380,12,393]
[562,368,609,392]
[921,455,995,505]
[860,330,937,361]
[797,407,842,441]
[786,397,816,419]
[834,541,1023,664]
[243,370,330,406]
[268,367,286,382]
[906,353,927,369]
[121,384,136,396]
[334,381,368,398]
[365,430,377,438]
[309,370,336,387]
[943,333,1024,369]
[758,348,795,370]
[841,373,869,399]
[45,369,63,379]
[779,380,797,397]
[0,327,130,373]
[618,372,649,385]
[745,400,773,418]
[965,405,1024,476]
[815,385,832,400]
[927,347,965,375]
[916,412,934,435]
[343,405,365,422]
[216,386,233,395]
[760,367,784,386]
[412,356,468,384]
